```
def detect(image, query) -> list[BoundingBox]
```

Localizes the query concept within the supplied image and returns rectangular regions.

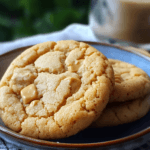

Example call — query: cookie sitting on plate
[0,40,115,139]
[91,59,150,127]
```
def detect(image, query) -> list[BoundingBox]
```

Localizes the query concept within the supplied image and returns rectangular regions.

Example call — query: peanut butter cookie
[91,95,150,127]
[0,40,114,139]
[109,59,150,103]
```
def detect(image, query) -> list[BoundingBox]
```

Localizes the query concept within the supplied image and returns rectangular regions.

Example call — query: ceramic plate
[0,42,150,150]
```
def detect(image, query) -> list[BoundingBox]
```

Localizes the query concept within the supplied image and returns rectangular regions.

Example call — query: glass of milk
[89,0,150,44]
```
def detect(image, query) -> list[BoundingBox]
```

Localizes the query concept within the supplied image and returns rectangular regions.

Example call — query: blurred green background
[0,0,90,41]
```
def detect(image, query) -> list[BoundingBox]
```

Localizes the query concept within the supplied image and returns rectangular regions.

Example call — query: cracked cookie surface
[0,40,114,139]
[109,59,150,103]
[91,96,150,127]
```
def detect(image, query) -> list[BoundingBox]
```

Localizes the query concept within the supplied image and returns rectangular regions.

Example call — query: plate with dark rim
[0,41,150,150]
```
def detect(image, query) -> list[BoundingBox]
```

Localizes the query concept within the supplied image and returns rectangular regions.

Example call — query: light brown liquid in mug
[90,0,150,43]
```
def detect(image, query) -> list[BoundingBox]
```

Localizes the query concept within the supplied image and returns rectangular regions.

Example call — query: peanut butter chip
[21,84,37,104]
[69,77,81,94]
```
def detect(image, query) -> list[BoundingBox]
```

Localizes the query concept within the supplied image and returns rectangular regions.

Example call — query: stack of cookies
[0,40,149,140]
[91,59,150,127]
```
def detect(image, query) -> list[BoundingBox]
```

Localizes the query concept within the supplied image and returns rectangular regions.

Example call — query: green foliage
[0,0,90,41]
